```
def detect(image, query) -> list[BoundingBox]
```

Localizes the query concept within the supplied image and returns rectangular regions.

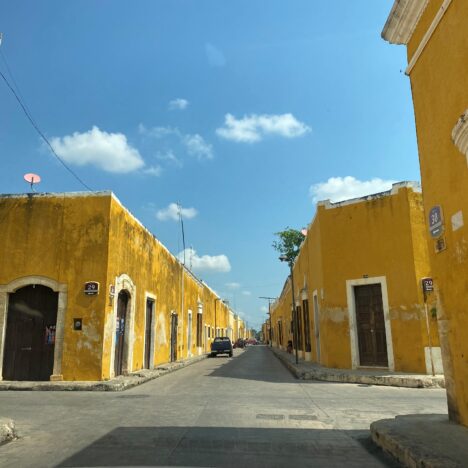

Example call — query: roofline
[381,0,429,45]
[316,181,421,211]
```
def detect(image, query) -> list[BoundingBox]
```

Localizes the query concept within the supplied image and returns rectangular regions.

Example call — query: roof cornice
[381,0,429,45]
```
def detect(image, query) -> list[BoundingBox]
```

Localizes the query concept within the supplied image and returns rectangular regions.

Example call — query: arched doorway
[3,285,58,381]
[114,290,129,377]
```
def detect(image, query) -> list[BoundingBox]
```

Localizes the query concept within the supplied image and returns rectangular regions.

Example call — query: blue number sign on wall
[429,205,444,238]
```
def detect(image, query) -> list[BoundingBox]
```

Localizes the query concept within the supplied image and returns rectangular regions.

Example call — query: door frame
[0,275,67,381]
[312,290,321,364]
[346,276,394,371]
[187,309,193,357]
[144,292,156,370]
[109,274,136,378]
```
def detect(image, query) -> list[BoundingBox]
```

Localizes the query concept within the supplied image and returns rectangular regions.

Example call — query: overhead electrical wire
[0,54,92,191]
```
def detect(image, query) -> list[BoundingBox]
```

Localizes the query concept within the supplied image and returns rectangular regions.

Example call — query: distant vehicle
[233,338,245,349]
[210,337,233,357]
[246,338,258,346]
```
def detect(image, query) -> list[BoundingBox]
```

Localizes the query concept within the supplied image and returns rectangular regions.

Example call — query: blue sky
[0,1,419,329]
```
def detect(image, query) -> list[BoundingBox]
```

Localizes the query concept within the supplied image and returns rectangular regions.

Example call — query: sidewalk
[270,347,445,388]
[371,414,467,468]
[0,353,208,392]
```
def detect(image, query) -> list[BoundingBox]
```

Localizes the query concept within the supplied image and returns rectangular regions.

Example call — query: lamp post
[279,254,299,365]
[259,296,276,347]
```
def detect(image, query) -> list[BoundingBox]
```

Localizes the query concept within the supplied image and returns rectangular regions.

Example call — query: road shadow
[58,425,399,467]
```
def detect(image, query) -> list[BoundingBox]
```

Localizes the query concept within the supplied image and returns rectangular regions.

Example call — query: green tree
[272,227,305,264]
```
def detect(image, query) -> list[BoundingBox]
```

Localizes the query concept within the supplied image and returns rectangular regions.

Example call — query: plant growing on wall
[272,227,305,264]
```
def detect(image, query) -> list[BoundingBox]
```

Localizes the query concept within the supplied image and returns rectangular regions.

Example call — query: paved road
[0,346,447,467]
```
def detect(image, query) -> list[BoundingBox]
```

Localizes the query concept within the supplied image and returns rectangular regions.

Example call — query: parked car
[210,337,233,357]
[246,338,258,346]
[233,338,245,349]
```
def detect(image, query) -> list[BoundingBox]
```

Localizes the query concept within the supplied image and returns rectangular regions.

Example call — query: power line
[0,62,92,191]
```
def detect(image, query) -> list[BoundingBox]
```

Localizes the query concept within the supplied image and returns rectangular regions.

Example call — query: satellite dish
[23,173,41,192]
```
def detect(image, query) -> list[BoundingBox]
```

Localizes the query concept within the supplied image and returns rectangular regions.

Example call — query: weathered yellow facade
[0,191,240,381]
[271,183,440,374]
[383,0,468,425]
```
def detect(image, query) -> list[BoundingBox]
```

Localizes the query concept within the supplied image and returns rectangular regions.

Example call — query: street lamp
[279,255,299,365]
[259,296,276,347]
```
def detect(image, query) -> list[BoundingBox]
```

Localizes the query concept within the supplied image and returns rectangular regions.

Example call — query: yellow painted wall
[0,192,235,381]
[402,0,468,424]
[271,185,437,374]
[0,193,112,380]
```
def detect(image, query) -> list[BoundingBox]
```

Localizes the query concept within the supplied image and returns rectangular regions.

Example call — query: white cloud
[179,248,231,273]
[139,124,214,160]
[169,98,189,111]
[144,165,162,177]
[156,150,183,168]
[156,203,198,221]
[225,282,241,290]
[310,176,396,203]
[216,113,311,143]
[205,43,226,67]
[241,290,251,296]
[51,126,144,173]
[260,305,268,313]
[183,134,213,160]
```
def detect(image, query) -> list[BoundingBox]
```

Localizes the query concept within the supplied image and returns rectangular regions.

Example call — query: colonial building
[382,0,468,425]
[0,191,241,382]
[271,182,440,375]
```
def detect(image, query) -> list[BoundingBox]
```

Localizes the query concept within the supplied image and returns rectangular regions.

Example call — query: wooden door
[144,299,154,369]
[354,284,388,367]
[114,291,128,376]
[170,313,178,362]
[3,285,58,381]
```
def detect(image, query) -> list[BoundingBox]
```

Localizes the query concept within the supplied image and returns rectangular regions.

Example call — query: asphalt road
[0,346,447,467]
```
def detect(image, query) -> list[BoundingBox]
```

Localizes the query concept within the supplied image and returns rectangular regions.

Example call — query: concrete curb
[0,353,209,392]
[0,418,17,445]
[371,414,466,468]
[270,347,445,388]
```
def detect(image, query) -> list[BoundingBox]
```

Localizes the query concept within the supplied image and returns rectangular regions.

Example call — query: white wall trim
[0,275,67,381]
[405,0,453,75]
[144,292,157,370]
[109,274,136,378]
[452,109,468,165]
[382,0,429,45]
[346,276,395,371]
[187,309,193,357]
[312,290,321,364]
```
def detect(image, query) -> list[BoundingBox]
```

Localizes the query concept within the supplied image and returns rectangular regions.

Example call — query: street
[0,346,447,467]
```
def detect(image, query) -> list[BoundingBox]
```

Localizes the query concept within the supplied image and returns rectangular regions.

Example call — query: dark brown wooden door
[355,284,388,367]
[114,291,128,376]
[170,313,178,362]
[3,285,58,381]
[144,299,153,369]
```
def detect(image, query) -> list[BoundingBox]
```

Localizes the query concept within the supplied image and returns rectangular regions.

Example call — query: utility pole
[259,296,276,347]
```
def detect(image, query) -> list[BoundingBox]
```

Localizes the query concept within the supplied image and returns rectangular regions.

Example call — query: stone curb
[0,353,209,392]
[270,347,445,388]
[0,419,17,445]
[370,415,465,468]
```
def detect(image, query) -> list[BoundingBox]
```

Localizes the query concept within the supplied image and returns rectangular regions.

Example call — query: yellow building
[271,182,440,374]
[382,0,468,425]
[0,191,231,382]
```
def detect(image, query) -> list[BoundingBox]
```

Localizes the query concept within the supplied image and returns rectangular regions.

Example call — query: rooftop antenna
[23,173,41,192]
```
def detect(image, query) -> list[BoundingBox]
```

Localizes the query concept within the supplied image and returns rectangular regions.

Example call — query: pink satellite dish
[23,173,41,191]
